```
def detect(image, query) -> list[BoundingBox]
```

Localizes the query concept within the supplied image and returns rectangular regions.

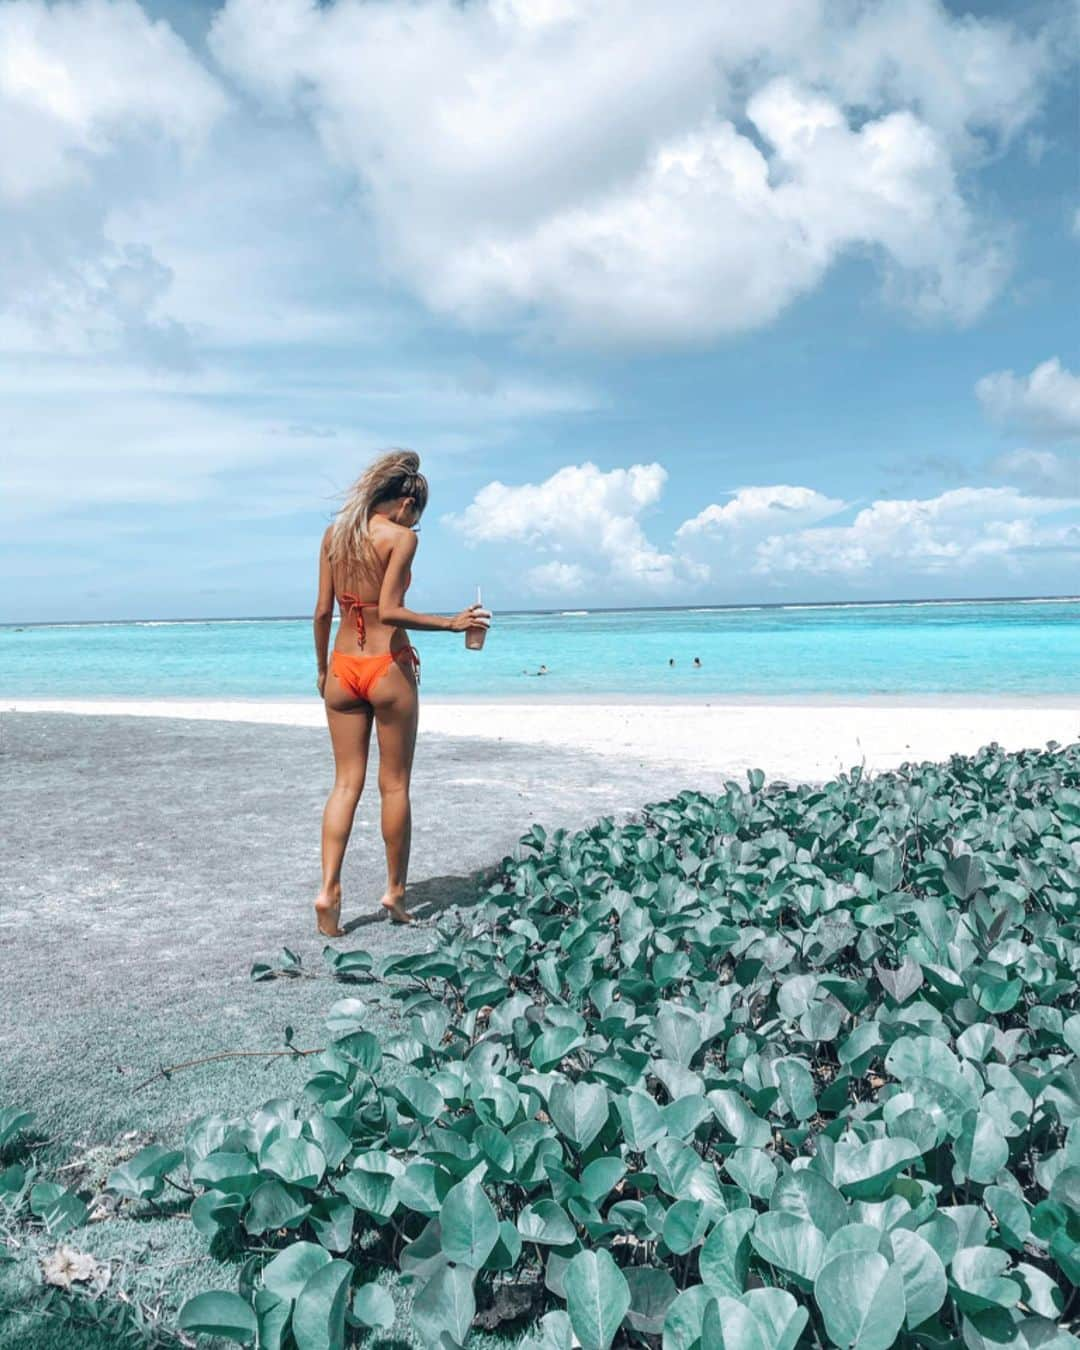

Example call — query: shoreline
[7,696,1080,784]
[6,691,1080,707]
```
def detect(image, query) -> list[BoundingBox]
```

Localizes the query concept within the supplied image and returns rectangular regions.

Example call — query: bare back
[328,518,415,657]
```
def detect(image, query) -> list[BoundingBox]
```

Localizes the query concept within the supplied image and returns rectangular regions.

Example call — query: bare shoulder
[320,523,333,553]
[371,518,418,558]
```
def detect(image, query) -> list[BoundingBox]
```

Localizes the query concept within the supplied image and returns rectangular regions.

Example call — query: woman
[313,450,490,935]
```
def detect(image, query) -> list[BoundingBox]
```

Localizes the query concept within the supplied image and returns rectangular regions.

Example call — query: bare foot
[380,892,413,924]
[315,883,345,938]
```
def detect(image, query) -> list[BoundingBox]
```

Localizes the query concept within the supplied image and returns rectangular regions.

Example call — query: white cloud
[976,357,1080,440]
[991,449,1080,498]
[677,485,847,538]
[527,560,586,594]
[448,467,1080,596]
[0,0,225,202]
[210,0,1056,345]
[445,461,683,588]
[754,486,1080,577]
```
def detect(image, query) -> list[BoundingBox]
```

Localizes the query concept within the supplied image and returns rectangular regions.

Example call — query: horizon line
[3,592,1079,629]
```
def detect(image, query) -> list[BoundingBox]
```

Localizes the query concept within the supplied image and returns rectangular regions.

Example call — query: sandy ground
[7,696,1080,782]
[6,709,672,1349]
[0,709,733,1149]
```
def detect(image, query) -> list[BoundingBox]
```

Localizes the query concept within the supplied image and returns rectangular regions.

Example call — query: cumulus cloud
[990,449,1080,498]
[676,486,847,539]
[753,487,1080,576]
[448,466,1080,597]
[527,560,587,595]
[0,0,229,366]
[445,461,683,589]
[209,0,1057,345]
[976,357,1080,440]
[0,0,225,202]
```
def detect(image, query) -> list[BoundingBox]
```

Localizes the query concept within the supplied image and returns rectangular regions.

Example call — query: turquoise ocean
[2,598,1078,699]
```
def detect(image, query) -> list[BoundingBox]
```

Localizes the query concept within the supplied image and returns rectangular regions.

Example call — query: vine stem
[133,1047,324,1092]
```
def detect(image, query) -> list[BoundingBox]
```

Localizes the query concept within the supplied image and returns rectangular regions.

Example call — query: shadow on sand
[341,865,496,933]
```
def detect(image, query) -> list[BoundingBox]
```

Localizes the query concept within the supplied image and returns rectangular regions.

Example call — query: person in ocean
[693,657,702,668]
[312,449,490,934]
[669,657,675,667]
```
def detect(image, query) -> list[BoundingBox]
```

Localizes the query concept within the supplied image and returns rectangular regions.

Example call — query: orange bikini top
[338,572,411,649]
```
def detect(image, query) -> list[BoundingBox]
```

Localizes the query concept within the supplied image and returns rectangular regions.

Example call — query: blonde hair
[328,449,429,579]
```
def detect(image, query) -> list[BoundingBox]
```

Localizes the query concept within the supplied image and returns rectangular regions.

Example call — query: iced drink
[466,585,487,650]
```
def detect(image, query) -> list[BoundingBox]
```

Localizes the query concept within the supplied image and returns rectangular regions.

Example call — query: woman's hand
[316,668,327,697]
[447,604,491,633]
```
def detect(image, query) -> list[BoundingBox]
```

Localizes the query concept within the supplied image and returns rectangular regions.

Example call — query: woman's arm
[313,528,335,692]
[378,529,490,633]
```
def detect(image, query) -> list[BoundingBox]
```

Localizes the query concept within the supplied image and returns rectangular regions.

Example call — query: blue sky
[2,0,1077,622]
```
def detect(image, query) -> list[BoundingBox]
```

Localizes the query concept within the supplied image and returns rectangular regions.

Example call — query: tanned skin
[312,496,489,934]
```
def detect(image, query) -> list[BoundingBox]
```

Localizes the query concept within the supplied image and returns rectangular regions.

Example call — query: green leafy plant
[177,742,1080,1347]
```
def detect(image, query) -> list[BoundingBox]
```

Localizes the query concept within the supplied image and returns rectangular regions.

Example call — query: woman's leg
[369,658,419,922]
[317,676,374,936]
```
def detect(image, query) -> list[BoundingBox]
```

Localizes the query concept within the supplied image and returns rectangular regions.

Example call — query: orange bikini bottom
[330,646,420,701]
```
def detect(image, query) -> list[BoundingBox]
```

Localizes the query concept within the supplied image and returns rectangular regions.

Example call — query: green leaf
[245,1179,311,1235]
[518,1200,576,1246]
[351,1283,395,1329]
[580,1157,626,1203]
[564,1248,631,1350]
[304,1115,351,1170]
[708,1090,771,1147]
[291,1258,352,1350]
[260,1138,327,1189]
[663,1199,710,1254]
[741,1288,807,1350]
[702,1296,772,1350]
[872,848,903,893]
[699,1209,756,1295]
[106,1145,184,1202]
[191,1151,259,1196]
[531,1026,585,1071]
[548,1080,609,1151]
[190,1190,245,1239]
[662,1284,715,1350]
[655,1005,703,1066]
[625,1267,678,1335]
[412,1263,475,1348]
[261,1242,331,1302]
[833,1138,921,1199]
[776,1060,817,1121]
[309,1195,355,1253]
[769,1169,848,1238]
[0,1109,35,1151]
[177,1291,258,1344]
[950,1246,1022,1313]
[394,1074,445,1124]
[749,1212,826,1287]
[955,1110,1008,1185]
[886,1228,947,1329]
[617,1091,668,1150]
[814,1251,905,1350]
[28,1182,87,1235]
[254,1289,290,1350]
[725,1147,776,1199]
[334,1152,401,1221]
[944,853,986,901]
[440,1178,499,1268]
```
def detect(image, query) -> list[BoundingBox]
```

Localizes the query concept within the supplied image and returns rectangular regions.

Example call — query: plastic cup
[466,585,487,650]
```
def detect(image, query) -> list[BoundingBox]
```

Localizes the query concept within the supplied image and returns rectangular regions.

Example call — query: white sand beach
[8,697,1080,785]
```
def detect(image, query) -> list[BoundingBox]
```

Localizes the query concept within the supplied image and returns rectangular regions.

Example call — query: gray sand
[0,711,699,1144]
